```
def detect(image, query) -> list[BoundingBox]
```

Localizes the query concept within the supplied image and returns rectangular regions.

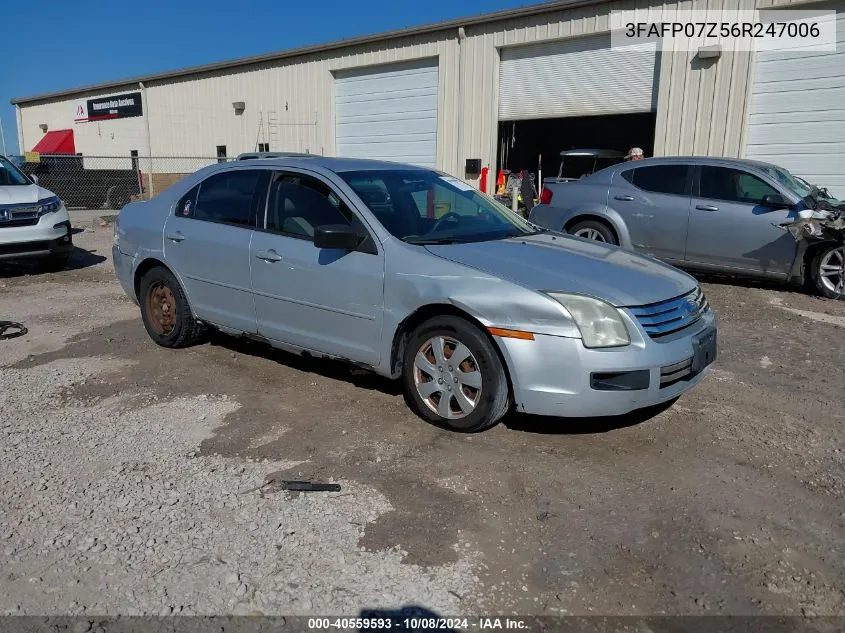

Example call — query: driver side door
[685,165,798,277]
[250,170,385,366]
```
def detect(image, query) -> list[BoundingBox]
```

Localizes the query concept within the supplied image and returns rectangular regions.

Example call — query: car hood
[425,233,697,307]
[0,184,56,205]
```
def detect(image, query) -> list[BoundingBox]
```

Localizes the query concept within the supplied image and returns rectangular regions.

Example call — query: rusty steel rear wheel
[146,283,177,335]
[139,266,205,348]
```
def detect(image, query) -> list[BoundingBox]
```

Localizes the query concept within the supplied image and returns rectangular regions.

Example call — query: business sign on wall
[74,91,143,123]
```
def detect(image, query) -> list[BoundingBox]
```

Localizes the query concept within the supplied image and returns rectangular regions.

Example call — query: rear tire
[568,219,617,245]
[402,316,510,432]
[810,243,845,300]
[139,266,206,347]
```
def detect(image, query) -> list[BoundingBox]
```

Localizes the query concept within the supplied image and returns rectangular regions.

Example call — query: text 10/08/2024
[307,617,529,630]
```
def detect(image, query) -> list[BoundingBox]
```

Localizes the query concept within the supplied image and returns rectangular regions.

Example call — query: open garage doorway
[496,112,656,185]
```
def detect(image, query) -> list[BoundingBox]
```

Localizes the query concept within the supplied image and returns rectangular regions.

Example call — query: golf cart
[545,149,627,184]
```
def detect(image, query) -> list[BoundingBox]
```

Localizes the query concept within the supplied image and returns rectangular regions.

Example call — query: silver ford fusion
[112,157,716,432]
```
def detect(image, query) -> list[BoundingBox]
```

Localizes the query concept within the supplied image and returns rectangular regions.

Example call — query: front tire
[810,243,844,300]
[139,266,206,347]
[402,316,510,432]
[568,219,617,245]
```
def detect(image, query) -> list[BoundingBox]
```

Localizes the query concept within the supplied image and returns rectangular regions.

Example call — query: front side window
[192,169,265,227]
[621,165,689,196]
[699,166,779,204]
[0,156,32,186]
[758,165,809,199]
[340,170,536,244]
[266,173,354,239]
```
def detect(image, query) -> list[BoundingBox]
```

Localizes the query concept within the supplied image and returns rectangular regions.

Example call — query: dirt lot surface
[1,214,843,618]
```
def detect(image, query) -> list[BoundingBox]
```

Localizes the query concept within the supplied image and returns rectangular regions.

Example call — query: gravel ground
[0,214,843,618]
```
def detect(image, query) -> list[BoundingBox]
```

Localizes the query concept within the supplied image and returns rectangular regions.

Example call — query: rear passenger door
[163,168,269,333]
[611,164,692,263]
[686,165,797,277]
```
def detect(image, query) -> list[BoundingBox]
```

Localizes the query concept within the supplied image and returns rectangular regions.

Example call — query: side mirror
[761,193,790,209]
[313,224,360,250]
[29,174,39,185]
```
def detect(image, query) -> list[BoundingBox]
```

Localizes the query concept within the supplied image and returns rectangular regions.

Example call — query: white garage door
[335,60,439,168]
[498,34,658,120]
[745,7,845,198]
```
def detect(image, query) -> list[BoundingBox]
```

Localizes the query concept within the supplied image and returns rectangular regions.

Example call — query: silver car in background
[113,157,716,432]
[530,157,844,299]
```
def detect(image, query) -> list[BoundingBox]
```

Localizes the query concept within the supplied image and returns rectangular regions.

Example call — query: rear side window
[176,185,199,217]
[621,165,689,196]
[193,170,266,227]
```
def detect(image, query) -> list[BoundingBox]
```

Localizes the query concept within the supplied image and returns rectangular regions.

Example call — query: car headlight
[548,292,630,348]
[37,196,63,215]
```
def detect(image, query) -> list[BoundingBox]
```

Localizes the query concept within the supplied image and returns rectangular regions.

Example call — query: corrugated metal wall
[144,33,459,171]
[19,0,826,181]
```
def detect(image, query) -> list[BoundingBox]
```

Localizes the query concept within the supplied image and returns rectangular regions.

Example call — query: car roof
[235,151,317,160]
[227,155,435,173]
[619,155,780,171]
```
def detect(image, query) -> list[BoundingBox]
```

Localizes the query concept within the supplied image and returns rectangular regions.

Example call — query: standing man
[519,169,537,217]
[626,147,645,161]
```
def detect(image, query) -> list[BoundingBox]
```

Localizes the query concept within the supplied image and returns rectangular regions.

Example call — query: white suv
[0,155,73,270]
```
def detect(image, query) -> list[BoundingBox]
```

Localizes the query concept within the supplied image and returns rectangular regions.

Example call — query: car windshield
[759,165,812,199]
[0,156,31,186]
[340,169,539,244]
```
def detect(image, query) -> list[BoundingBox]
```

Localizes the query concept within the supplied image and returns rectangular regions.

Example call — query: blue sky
[1,0,533,154]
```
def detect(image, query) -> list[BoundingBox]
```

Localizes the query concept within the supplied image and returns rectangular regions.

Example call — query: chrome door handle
[255,249,282,262]
[614,195,635,201]
[165,232,185,242]
[696,204,719,212]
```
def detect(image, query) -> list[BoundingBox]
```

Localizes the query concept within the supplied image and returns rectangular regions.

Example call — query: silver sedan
[113,157,716,431]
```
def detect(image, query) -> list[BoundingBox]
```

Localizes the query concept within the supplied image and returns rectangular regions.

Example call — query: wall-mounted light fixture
[697,44,722,60]
[232,101,245,115]
[39,123,48,132]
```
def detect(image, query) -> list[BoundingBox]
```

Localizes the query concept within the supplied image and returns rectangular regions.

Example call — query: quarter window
[193,170,265,227]
[266,173,354,239]
[176,185,199,218]
[621,165,689,196]
[699,166,779,204]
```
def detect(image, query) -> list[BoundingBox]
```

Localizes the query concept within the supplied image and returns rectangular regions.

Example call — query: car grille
[660,358,693,388]
[628,287,708,338]
[0,206,40,228]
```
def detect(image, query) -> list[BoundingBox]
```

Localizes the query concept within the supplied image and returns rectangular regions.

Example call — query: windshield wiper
[404,236,463,245]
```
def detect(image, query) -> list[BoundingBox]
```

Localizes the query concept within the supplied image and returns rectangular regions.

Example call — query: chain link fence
[8,154,228,211]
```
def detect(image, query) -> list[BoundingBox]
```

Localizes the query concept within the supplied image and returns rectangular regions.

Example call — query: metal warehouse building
[11,0,845,196]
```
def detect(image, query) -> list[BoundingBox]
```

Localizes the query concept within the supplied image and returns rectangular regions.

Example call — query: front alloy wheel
[811,244,845,300]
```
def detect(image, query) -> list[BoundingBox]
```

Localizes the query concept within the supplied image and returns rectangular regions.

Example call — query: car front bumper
[496,310,716,417]
[0,216,73,261]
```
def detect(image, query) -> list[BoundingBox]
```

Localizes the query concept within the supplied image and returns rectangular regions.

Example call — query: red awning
[31,129,75,154]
